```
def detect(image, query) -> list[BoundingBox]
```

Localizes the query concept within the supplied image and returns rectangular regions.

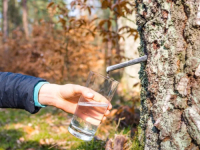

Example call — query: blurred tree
[113,0,120,58]
[28,0,50,23]
[2,0,8,41]
[0,1,2,32]
[103,9,111,68]
[8,0,20,33]
[0,0,139,85]
[22,0,29,39]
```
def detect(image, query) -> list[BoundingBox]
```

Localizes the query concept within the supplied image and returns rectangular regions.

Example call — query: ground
[0,105,141,150]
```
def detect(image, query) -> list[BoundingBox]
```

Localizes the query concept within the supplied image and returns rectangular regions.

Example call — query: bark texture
[136,0,200,149]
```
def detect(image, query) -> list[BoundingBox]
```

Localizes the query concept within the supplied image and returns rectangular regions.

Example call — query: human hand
[38,84,112,121]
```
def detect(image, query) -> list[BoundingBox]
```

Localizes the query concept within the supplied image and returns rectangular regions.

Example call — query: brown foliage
[0,0,138,84]
[48,0,138,64]
[0,21,103,84]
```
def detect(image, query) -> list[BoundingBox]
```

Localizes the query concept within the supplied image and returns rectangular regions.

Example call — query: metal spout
[106,55,147,73]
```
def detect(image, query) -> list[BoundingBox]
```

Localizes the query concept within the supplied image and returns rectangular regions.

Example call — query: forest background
[0,0,141,149]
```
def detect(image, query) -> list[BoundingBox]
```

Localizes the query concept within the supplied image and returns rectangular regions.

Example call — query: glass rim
[90,71,119,83]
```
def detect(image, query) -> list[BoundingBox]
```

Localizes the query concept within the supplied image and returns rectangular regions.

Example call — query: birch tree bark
[136,0,200,149]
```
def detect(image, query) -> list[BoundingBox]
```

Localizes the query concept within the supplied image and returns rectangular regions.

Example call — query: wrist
[38,84,60,106]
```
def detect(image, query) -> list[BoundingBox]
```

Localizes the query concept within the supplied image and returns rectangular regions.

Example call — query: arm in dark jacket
[0,72,46,114]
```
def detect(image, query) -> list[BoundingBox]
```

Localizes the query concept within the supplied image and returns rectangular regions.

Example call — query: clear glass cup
[68,71,119,141]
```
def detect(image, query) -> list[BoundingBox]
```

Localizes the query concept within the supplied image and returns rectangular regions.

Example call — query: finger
[93,92,109,103]
[92,92,104,102]
[73,85,110,105]
[84,92,94,98]
[102,116,107,122]
[55,99,77,114]
[108,103,112,110]
[73,85,94,98]
[104,110,110,116]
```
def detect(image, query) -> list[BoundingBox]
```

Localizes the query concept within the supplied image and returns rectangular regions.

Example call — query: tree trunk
[9,0,16,31]
[114,0,120,58]
[22,0,29,39]
[103,9,111,71]
[3,0,8,41]
[118,8,141,95]
[136,0,200,149]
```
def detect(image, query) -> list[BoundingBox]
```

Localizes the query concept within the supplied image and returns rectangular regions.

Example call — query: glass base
[68,124,94,141]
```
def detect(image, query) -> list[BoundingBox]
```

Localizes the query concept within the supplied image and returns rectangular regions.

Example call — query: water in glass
[68,101,108,141]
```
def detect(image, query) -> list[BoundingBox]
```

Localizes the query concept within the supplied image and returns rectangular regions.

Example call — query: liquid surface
[78,102,108,107]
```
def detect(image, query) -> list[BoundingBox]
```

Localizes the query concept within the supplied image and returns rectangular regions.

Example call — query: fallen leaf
[24,126,34,134]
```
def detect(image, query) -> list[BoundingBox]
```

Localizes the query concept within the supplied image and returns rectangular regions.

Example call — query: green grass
[0,107,142,150]
[0,107,82,150]
[71,140,106,150]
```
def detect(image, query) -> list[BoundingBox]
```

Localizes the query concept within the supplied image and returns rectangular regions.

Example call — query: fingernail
[87,93,94,97]
[106,110,110,115]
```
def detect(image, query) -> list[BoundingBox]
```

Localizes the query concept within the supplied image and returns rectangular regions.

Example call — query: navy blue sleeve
[0,72,46,114]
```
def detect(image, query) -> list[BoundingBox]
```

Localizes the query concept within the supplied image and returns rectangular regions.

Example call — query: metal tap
[106,55,147,73]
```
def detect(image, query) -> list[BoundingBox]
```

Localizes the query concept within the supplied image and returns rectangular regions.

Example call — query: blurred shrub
[0,21,103,84]
[0,0,138,85]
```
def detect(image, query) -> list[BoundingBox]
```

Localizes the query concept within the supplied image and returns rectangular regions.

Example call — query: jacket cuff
[19,75,46,114]
[34,82,50,107]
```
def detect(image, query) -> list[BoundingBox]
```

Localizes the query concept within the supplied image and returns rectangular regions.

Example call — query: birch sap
[68,101,108,141]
